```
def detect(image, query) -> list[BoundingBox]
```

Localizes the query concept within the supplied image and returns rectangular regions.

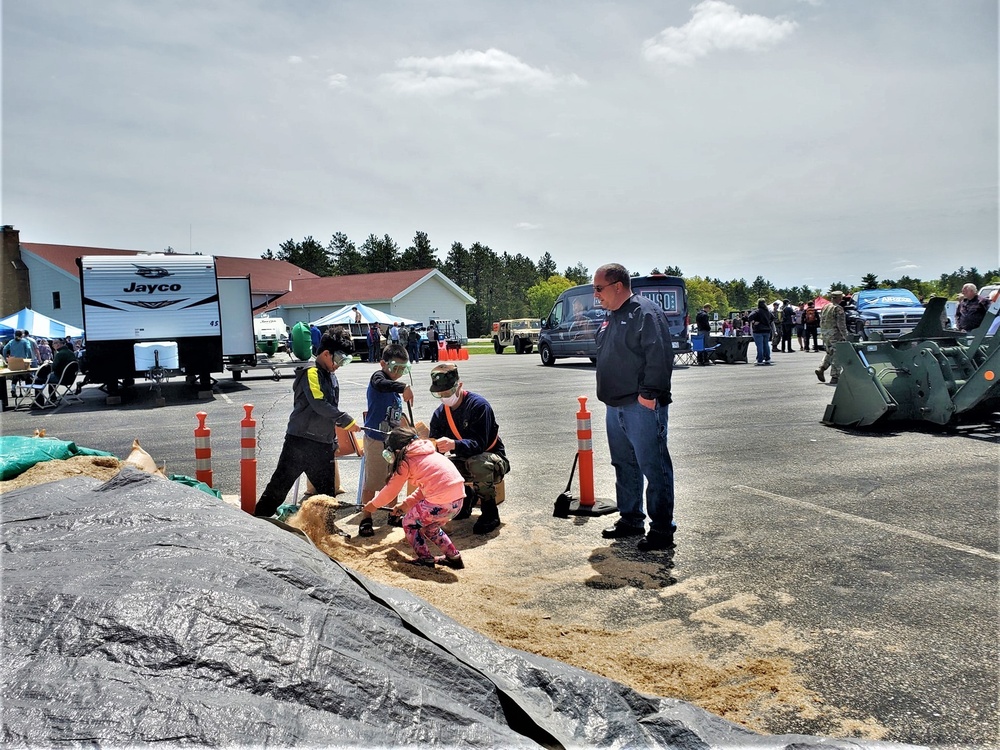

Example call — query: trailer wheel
[232,370,242,381]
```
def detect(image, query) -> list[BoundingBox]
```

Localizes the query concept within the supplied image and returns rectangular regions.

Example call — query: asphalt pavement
[2,346,997,748]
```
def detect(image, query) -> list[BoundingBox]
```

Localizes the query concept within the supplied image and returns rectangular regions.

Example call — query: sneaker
[601,523,645,539]
[435,553,465,569]
[829,378,839,385]
[405,557,436,567]
[472,516,500,535]
[815,368,825,383]
[637,531,675,552]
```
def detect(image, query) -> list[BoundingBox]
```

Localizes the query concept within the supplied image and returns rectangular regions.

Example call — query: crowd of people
[1,329,85,408]
[307,320,440,365]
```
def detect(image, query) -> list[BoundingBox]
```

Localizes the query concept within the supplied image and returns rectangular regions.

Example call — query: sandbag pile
[1,468,914,749]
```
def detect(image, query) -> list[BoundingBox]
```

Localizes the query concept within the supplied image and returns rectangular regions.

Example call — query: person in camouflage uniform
[816,290,848,384]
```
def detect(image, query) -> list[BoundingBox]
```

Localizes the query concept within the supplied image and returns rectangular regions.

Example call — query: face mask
[441,392,461,408]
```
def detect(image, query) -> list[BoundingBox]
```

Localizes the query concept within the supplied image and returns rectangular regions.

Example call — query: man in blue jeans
[593,263,676,552]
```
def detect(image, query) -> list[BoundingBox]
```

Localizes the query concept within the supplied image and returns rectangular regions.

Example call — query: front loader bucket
[824,329,1000,428]
[822,342,898,428]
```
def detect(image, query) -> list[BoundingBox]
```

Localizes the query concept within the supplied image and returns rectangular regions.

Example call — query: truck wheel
[523,343,533,354]
[540,342,556,366]
[493,338,504,354]
[513,337,523,354]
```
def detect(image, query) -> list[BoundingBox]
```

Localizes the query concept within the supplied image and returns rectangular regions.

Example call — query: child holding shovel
[358,343,414,537]
[363,426,466,568]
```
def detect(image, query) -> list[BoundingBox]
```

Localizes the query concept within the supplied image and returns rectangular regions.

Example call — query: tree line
[262,232,998,336]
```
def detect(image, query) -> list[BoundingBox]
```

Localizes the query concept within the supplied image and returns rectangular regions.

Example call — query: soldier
[428,363,509,535]
[816,290,848,385]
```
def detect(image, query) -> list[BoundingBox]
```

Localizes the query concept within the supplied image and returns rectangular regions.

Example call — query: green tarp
[0,436,114,481]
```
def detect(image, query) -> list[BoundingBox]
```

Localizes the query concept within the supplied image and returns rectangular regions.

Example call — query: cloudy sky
[3,0,997,290]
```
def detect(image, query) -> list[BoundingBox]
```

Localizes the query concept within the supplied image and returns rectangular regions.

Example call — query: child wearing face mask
[357,343,414,537]
[362,426,466,568]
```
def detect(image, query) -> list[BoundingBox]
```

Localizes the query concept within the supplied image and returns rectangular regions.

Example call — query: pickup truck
[852,288,926,339]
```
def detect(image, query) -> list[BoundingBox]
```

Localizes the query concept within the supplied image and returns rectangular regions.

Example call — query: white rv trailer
[78,255,254,395]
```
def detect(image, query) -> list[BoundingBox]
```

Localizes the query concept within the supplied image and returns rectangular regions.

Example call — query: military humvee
[491,318,542,354]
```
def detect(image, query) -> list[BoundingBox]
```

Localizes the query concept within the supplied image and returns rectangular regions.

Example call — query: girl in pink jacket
[362,426,465,568]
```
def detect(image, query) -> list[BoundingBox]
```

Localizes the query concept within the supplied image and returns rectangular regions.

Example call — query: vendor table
[708,336,752,364]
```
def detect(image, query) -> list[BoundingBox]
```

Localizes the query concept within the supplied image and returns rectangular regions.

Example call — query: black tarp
[2,468,917,749]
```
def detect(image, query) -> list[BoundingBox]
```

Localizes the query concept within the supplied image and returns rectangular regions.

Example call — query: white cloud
[288,55,304,64]
[381,48,585,96]
[327,73,348,90]
[642,1,797,66]
[515,222,541,231]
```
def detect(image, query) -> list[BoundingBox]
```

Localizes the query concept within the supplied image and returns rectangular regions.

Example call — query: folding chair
[674,347,697,366]
[691,336,719,365]
[30,361,82,409]
[7,357,38,409]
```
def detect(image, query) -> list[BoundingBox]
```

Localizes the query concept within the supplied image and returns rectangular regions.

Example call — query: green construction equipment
[822,296,1000,428]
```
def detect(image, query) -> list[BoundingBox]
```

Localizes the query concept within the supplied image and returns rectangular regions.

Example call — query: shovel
[552,453,579,518]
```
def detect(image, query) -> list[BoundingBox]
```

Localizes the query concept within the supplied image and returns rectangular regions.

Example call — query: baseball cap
[429,363,459,393]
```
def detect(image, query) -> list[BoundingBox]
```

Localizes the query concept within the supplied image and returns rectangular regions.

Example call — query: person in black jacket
[695,304,713,365]
[747,298,774,365]
[593,263,676,553]
[956,284,988,332]
[780,299,796,352]
[428,363,509,535]
[255,328,360,517]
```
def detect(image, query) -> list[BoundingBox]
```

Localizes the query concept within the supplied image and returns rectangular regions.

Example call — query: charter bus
[537,274,690,365]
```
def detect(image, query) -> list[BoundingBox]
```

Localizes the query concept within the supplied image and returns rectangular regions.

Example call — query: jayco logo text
[122,282,183,293]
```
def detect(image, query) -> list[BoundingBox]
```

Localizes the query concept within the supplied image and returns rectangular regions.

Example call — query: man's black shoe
[601,524,644,539]
[472,516,500,535]
[454,491,475,520]
[637,531,675,552]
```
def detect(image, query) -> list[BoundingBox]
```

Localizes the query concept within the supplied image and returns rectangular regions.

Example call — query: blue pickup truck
[852,288,927,339]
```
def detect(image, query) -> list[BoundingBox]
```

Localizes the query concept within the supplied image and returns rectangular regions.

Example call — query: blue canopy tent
[0,308,85,340]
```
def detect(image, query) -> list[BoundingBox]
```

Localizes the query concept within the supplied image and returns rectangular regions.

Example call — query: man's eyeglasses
[431,385,459,399]
[593,281,620,294]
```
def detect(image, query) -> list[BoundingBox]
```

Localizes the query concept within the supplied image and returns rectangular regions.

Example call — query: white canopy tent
[311,303,418,328]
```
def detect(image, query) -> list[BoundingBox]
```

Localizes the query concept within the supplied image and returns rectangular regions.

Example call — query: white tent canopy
[0,308,85,339]
[311,303,418,328]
